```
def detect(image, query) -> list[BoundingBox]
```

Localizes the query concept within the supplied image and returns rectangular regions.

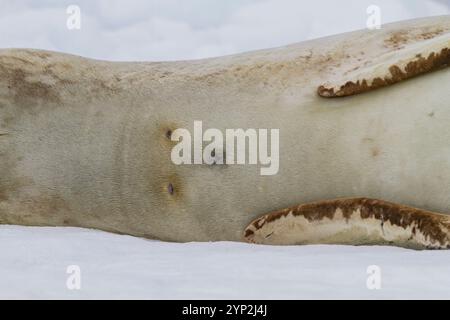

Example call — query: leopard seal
[1,16,450,249]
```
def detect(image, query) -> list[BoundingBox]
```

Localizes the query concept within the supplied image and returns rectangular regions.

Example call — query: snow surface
[1,225,449,299]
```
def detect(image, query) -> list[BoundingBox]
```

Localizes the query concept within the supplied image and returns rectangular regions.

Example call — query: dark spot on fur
[371,147,380,157]
[168,183,174,195]
[156,122,183,147]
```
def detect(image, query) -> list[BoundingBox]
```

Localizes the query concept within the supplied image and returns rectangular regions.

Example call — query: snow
[1,225,449,299]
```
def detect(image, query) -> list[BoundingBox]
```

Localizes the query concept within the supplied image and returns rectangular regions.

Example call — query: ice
[1,225,449,299]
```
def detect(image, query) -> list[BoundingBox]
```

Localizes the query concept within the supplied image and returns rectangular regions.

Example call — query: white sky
[0,0,449,61]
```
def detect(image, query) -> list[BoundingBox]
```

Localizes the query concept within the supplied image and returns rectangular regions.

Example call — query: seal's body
[1,16,450,248]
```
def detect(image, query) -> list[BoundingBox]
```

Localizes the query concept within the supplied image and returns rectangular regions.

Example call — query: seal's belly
[2,67,450,242]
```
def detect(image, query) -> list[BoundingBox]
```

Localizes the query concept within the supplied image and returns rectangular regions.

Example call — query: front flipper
[318,32,450,97]
[243,198,450,250]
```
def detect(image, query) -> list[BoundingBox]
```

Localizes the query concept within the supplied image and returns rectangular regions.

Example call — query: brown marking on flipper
[243,198,450,250]
[318,32,450,97]
[384,29,445,50]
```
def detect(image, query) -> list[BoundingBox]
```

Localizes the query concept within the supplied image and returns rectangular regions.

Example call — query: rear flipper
[243,198,450,250]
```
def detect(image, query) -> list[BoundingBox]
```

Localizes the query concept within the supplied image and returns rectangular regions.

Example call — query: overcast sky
[0,0,449,61]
